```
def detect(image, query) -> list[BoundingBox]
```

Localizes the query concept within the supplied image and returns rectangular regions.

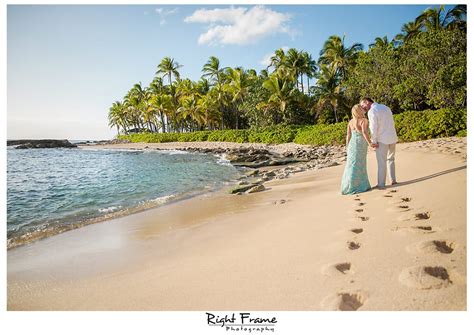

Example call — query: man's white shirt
[367,103,398,145]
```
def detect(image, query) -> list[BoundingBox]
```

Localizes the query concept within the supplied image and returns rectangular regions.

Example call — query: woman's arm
[346,122,352,146]
[361,119,372,146]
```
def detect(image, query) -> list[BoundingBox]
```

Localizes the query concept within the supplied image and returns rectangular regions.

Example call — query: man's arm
[368,108,378,144]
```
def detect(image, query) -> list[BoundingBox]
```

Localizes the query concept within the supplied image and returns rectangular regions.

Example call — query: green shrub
[207,129,249,143]
[456,129,467,137]
[394,108,466,142]
[177,131,211,142]
[118,132,180,143]
[118,109,467,146]
[248,125,302,144]
[293,122,348,145]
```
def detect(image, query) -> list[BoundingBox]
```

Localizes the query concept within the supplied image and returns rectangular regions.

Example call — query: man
[360,97,398,189]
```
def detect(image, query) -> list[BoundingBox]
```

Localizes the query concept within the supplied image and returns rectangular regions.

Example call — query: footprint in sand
[383,190,399,198]
[407,240,456,254]
[392,225,437,234]
[356,202,366,207]
[414,212,430,220]
[347,241,361,250]
[389,197,412,205]
[321,291,368,311]
[271,199,290,205]
[399,265,453,289]
[397,211,430,222]
[322,262,354,276]
[388,205,412,213]
[350,228,363,234]
[347,208,364,215]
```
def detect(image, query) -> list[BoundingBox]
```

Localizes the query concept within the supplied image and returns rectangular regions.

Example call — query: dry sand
[7,137,467,311]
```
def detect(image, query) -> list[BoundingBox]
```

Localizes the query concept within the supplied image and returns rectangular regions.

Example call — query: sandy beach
[7,137,466,311]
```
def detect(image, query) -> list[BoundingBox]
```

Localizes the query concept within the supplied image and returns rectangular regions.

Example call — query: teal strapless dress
[341,131,371,195]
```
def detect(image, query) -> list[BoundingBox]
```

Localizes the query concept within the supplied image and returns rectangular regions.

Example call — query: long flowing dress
[341,131,371,195]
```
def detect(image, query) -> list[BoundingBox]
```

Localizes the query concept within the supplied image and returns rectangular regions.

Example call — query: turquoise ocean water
[7,147,241,247]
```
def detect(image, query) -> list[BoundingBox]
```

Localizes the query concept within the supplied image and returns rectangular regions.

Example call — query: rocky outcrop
[8,139,77,149]
[197,144,347,195]
[177,145,346,169]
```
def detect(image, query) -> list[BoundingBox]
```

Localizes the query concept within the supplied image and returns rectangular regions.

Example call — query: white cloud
[155,7,179,26]
[184,5,293,46]
[260,46,289,67]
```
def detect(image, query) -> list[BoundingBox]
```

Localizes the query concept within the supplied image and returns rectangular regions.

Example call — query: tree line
[108,5,466,135]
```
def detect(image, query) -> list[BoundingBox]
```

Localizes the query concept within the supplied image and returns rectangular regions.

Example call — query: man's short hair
[360,97,374,103]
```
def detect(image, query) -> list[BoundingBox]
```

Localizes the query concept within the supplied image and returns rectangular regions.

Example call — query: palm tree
[202,56,229,130]
[196,78,210,95]
[318,35,363,81]
[394,21,423,44]
[202,56,227,86]
[156,57,182,132]
[149,77,167,133]
[156,57,182,86]
[313,65,342,123]
[150,94,172,133]
[369,36,391,49]
[259,69,269,80]
[301,51,317,94]
[258,74,297,122]
[108,101,127,135]
[225,67,255,129]
[123,83,148,132]
[444,5,466,32]
[267,48,287,72]
[170,79,193,132]
[415,6,445,31]
[177,94,204,131]
[285,48,306,92]
[198,91,221,130]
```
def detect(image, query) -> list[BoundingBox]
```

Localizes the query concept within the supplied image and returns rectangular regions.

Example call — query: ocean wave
[149,194,175,204]
[215,154,233,166]
[79,147,144,152]
[161,149,189,155]
[98,205,122,213]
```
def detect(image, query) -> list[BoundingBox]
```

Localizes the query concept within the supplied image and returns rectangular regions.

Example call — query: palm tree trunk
[235,107,239,129]
[160,112,166,133]
[307,76,310,95]
[220,103,224,130]
[333,104,338,123]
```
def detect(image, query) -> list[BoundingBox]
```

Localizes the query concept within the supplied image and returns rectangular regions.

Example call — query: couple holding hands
[341,97,398,195]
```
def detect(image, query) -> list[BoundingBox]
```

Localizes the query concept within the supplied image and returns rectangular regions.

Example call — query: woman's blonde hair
[351,104,366,120]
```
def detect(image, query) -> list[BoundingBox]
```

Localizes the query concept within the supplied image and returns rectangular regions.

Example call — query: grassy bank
[118,108,467,146]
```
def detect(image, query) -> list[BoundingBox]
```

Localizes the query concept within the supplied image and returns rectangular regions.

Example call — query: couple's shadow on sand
[370,165,466,191]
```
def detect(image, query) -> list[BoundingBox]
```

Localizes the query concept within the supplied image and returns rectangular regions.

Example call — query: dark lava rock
[8,139,78,149]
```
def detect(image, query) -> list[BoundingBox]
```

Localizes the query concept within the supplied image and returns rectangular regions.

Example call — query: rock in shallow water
[8,139,77,149]
[247,184,266,194]
[228,184,260,194]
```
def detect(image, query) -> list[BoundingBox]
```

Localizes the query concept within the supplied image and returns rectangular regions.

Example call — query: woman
[341,104,372,195]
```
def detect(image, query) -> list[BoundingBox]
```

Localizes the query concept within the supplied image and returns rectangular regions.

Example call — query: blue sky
[7,4,446,140]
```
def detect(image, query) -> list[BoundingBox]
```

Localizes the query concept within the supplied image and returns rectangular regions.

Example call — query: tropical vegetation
[109,5,466,144]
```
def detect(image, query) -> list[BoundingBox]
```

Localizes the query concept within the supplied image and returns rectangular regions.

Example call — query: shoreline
[8,137,466,310]
[8,141,348,249]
